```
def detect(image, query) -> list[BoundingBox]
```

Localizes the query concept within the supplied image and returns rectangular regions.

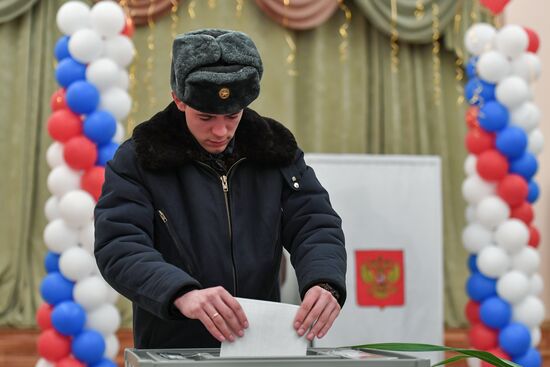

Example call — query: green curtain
[0,0,492,329]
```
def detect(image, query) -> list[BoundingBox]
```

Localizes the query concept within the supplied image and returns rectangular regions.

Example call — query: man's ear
[171,91,187,112]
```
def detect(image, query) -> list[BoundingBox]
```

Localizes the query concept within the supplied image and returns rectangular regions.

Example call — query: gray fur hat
[170,29,263,114]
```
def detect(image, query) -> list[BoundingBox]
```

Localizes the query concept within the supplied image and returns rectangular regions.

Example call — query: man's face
[172,93,243,154]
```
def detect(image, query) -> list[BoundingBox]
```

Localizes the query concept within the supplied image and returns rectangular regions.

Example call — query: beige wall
[505,0,550,318]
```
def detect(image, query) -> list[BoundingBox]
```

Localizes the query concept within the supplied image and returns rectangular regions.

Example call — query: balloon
[528,225,540,248]
[476,51,511,83]
[55,58,87,88]
[36,303,53,330]
[512,53,541,83]
[511,246,539,276]
[47,165,81,198]
[494,219,529,254]
[465,106,479,129]
[465,300,480,323]
[104,334,120,359]
[466,57,478,79]
[81,166,105,202]
[44,251,60,273]
[45,196,61,221]
[37,329,71,362]
[116,69,130,90]
[113,121,126,144]
[43,218,79,253]
[510,201,534,225]
[59,190,96,229]
[509,152,538,181]
[57,356,85,367]
[478,101,508,132]
[513,296,545,328]
[78,221,94,255]
[90,1,126,37]
[122,16,135,37]
[523,27,540,53]
[54,36,71,61]
[528,129,544,155]
[479,0,510,14]
[510,102,540,133]
[477,246,510,278]
[481,348,511,367]
[530,328,541,347]
[91,358,117,367]
[527,180,539,203]
[466,272,497,302]
[497,174,528,207]
[468,254,479,273]
[462,174,495,204]
[40,272,74,306]
[495,25,529,59]
[47,109,82,143]
[36,358,54,367]
[86,58,121,92]
[105,284,120,304]
[495,126,527,159]
[476,196,509,229]
[97,142,119,166]
[52,301,86,336]
[499,323,531,357]
[69,28,103,64]
[59,247,96,282]
[476,150,508,181]
[465,23,496,56]
[84,110,117,145]
[480,297,512,329]
[464,78,496,106]
[64,136,98,171]
[462,223,492,254]
[73,276,108,311]
[66,81,100,115]
[86,304,121,336]
[513,348,542,367]
[495,76,530,109]
[469,322,498,350]
[100,87,131,120]
[529,274,543,296]
[50,88,68,112]
[497,271,530,304]
[72,329,106,365]
[464,155,478,176]
[56,1,91,35]
[466,128,495,155]
[103,35,135,68]
[46,142,65,169]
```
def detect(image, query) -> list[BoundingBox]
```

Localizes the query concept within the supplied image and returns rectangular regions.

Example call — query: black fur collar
[132,102,298,170]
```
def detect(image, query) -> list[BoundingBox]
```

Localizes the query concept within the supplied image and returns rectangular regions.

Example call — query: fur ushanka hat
[170,29,263,115]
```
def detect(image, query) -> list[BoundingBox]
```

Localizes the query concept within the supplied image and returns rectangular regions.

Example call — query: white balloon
[74,275,108,311]
[59,246,96,281]
[464,155,477,176]
[495,219,529,254]
[58,190,95,229]
[464,23,496,56]
[512,53,542,83]
[43,218,79,253]
[47,165,81,198]
[68,28,103,64]
[511,246,540,276]
[46,142,64,169]
[79,222,95,254]
[90,1,126,38]
[495,76,530,109]
[495,25,529,59]
[528,129,544,155]
[116,69,130,90]
[462,223,493,254]
[513,296,545,328]
[44,196,61,221]
[475,195,510,229]
[105,282,120,304]
[35,358,55,367]
[86,304,121,336]
[497,270,530,304]
[465,205,477,223]
[510,102,540,132]
[476,51,511,83]
[86,58,120,91]
[56,1,90,35]
[529,273,544,295]
[531,327,541,347]
[462,175,495,204]
[100,87,132,120]
[103,35,135,67]
[114,121,126,144]
[477,245,510,278]
[104,333,120,359]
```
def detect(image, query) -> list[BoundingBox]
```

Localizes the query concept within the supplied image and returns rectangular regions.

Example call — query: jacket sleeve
[94,141,201,320]
[280,150,347,306]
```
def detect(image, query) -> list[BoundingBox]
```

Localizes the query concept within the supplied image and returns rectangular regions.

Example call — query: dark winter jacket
[94,102,347,349]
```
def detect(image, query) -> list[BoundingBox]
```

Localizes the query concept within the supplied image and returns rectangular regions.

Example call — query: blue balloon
[480,297,511,329]
[513,348,542,367]
[528,180,540,203]
[84,110,117,145]
[72,329,106,365]
[510,152,538,181]
[499,323,531,357]
[465,78,496,106]
[55,57,86,88]
[44,252,60,273]
[51,301,86,336]
[495,126,527,159]
[66,81,100,115]
[466,57,478,79]
[467,254,478,273]
[466,272,497,302]
[40,272,74,305]
[97,142,119,166]
[91,358,118,367]
[54,36,70,61]
[478,101,509,132]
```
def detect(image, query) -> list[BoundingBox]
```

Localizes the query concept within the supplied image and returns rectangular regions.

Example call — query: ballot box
[125,347,430,367]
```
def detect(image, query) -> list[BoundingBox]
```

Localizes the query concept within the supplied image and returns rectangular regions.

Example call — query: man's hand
[293,285,341,341]
[173,286,248,342]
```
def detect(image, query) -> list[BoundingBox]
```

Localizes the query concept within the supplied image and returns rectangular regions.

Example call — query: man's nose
[211,122,228,137]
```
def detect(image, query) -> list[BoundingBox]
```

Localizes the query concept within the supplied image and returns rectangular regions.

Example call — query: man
[94,29,347,349]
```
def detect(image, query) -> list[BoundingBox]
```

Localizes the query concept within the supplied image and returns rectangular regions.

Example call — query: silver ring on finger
[211,312,220,319]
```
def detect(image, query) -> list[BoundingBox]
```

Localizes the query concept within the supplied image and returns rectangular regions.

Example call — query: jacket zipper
[157,209,195,275]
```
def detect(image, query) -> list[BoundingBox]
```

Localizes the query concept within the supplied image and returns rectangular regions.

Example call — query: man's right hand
[173,286,248,342]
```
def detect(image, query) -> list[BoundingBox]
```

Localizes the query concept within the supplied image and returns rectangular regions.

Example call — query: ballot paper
[220,298,308,357]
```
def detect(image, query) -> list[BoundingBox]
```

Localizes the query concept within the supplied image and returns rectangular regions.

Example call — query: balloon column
[462,15,544,367]
[38,1,135,366]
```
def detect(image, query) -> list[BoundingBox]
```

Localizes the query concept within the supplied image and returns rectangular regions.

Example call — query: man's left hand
[293,285,341,341]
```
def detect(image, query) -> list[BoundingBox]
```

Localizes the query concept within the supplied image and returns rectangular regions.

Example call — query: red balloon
[528,225,540,247]
[37,329,71,362]
[479,0,510,14]
[469,323,498,350]
[50,88,67,111]
[81,166,105,201]
[36,303,53,330]
[56,356,85,367]
[476,150,509,182]
[497,174,528,207]
[465,300,480,324]
[63,136,98,170]
[524,27,540,53]
[466,128,495,155]
[481,348,511,367]
[47,109,82,143]
[510,202,534,225]
[466,106,480,129]
[122,16,135,37]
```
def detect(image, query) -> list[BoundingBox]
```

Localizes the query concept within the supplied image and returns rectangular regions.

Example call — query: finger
[316,307,340,339]
[204,304,235,342]
[212,297,245,337]
[293,289,318,330]
[297,293,330,337]
[197,309,226,342]
[220,292,249,329]
[307,302,339,340]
